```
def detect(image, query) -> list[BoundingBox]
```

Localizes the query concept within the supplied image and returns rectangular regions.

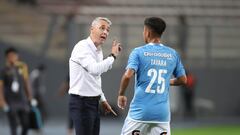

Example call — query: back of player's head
[5,47,18,56]
[144,17,166,37]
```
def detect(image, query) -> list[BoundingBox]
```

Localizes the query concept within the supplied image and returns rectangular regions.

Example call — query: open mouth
[100,35,106,40]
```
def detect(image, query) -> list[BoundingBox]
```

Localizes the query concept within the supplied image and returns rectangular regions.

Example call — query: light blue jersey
[126,43,185,123]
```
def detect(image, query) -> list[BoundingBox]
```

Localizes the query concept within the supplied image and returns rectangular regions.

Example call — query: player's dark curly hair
[144,17,166,37]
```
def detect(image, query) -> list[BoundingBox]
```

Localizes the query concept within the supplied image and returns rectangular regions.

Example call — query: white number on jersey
[145,69,167,94]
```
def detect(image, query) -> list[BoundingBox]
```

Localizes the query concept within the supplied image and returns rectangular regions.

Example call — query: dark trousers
[69,94,100,135]
[68,113,74,129]
[7,109,29,135]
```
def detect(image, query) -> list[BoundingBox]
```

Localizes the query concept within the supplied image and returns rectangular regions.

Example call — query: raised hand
[111,39,122,57]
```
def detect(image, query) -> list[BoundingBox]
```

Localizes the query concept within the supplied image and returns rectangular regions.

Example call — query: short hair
[5,47,18,56]
[91,17,112,26]
[144,17,166,37]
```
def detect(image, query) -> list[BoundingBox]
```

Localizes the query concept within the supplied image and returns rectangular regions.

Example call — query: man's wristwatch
[109,53,116,59]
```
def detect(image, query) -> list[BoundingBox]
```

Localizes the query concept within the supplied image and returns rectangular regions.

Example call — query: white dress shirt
[68,37,114,101]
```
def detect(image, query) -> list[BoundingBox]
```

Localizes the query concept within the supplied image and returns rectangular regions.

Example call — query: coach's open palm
[111,39,121,56]
[118,95,127,110]
[101,101,117,116]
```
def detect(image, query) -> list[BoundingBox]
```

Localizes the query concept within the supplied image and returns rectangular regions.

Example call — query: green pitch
[172,125,240,135]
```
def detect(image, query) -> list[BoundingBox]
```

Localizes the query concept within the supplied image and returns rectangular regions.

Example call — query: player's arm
[171,51,187,86]
[170,75,187,86]
[118,69,135,109]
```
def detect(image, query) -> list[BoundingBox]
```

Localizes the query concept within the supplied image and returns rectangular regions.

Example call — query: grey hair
[91,17,112,26]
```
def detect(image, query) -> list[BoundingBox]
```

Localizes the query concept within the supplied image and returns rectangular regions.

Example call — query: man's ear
[146,29,151,39]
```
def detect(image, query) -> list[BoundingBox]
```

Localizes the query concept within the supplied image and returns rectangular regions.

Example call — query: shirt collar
[148,42,163,46]
[87,37,102,52]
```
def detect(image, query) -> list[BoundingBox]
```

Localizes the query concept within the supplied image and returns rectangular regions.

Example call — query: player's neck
[148,38,161,44]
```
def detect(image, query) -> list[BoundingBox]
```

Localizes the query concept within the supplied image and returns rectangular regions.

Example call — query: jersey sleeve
[126,48,139,72]
[173,52,186,78]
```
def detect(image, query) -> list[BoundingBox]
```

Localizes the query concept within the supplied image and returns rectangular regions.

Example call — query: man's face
[90,20,110,45]
[6,52,18,65]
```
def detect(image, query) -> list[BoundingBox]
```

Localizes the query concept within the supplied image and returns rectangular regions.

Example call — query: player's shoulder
[129,44,146,54]
[161,44,179,55]
[161,44,175,51]
[133,43,150,51]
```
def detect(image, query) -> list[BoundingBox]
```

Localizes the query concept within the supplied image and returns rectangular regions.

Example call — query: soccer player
[118,17,187,135]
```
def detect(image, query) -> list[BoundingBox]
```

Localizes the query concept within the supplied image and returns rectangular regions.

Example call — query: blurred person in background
[58,75,73,135]
[0,47,33,135]
[117,17,187,135]
[30,64,47,121]
[181,69,196,119]
[68,17,121,135]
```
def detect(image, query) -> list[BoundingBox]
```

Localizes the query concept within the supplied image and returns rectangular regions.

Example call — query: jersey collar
[148,42,163,46]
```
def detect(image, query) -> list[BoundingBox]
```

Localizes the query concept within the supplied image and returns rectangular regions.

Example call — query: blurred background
[0,0,240,134]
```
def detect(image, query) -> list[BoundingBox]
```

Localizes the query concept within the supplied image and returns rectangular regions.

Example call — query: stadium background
[0,0,240,134]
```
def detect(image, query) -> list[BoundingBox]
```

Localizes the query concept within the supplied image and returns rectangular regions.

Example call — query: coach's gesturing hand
[101,101,117,116]
[111,39,122,57]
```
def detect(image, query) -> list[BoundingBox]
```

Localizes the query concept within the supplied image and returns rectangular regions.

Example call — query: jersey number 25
[145,69,167,94]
